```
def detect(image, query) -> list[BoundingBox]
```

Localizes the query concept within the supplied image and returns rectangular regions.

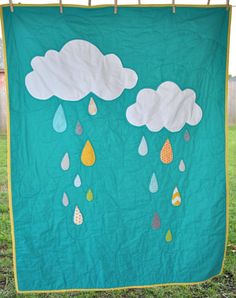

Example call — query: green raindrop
[86,189,93,201]
[165,229,172,242]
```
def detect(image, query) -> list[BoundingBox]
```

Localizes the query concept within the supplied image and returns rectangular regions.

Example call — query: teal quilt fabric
[1,5,230,292]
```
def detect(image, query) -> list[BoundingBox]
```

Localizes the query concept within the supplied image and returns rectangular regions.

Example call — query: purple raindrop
[184,130,190,142]
[75,121,83,135]
[152,213,160,229]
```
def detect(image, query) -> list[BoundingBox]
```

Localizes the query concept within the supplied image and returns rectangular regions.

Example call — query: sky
[0,0,235,75]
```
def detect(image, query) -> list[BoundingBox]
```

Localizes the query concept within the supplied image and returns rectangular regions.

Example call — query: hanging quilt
[1,4,231,293]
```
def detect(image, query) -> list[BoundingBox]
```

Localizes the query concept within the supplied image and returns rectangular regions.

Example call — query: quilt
[0,4,231,293]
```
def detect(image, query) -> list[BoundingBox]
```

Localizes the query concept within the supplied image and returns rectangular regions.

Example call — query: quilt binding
[0,4,232,294]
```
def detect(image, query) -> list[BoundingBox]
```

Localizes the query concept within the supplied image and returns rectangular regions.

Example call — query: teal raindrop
[53,104,67,133]
[149,173,158,193]
[138,136,148,156]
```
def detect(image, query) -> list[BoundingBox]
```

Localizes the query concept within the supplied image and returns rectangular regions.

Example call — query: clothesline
[9,0,139,14]
[7,0,233,14]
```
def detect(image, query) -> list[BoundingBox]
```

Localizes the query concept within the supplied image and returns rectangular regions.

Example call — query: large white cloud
[25,40,138,101]
[126,81,202,132]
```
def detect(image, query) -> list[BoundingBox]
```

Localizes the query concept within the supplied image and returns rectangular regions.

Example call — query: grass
[0,129,235,298]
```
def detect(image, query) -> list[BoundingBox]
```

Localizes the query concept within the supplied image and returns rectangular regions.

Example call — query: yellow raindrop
[160,139,173,164]
[86,189,94,201]
[165,229,172,242]
[81,140,96,166]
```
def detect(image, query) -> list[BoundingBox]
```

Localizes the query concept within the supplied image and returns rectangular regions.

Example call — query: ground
[0,128,235,298]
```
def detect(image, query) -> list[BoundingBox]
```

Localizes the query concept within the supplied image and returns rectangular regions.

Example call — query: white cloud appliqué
[126,81,203,132]
[25,40,138,101]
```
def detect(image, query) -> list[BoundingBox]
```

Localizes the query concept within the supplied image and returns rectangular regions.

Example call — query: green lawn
[0,128,235,298]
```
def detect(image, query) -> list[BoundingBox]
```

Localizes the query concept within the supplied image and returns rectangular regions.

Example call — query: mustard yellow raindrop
[165,229,172,242]
[86,189,94,201]
[81,140,96,166]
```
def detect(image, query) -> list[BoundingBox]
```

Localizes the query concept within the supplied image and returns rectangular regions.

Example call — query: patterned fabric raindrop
[160,139,173,164]
[73,206,83,225]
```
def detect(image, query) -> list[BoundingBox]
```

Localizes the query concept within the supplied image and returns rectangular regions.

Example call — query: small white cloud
[126,81,203,133]
[25,40,138,101]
